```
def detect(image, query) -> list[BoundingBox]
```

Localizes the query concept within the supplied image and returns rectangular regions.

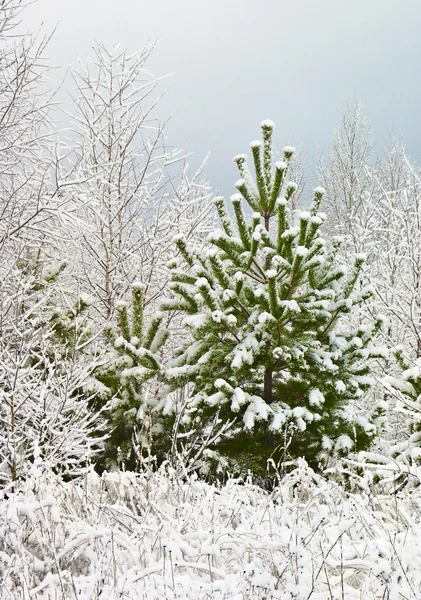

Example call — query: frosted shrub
[1,463,421,599]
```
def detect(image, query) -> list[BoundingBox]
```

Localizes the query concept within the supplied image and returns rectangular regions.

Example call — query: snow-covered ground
[1,461,420,599]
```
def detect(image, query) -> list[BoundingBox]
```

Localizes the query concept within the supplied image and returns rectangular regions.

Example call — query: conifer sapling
[160,120,386,474]
[89,282,168,470]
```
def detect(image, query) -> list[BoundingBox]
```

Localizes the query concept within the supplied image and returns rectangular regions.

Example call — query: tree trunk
[263,369,275,449]
[264,369,273,405]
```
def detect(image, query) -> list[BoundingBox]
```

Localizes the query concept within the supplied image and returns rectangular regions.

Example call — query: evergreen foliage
[159,120,386,475]
[89,282,168,471]
[18,256,94,363]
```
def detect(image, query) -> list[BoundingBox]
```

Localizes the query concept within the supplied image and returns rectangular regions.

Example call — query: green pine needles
[88,282,168,470]
[159,119,386,475]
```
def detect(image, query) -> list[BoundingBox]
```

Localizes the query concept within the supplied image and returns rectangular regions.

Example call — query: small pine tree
[88,282,168,471]
[159,120,386,476]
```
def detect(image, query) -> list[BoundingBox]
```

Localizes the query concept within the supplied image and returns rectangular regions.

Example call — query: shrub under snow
[1,462,421,599]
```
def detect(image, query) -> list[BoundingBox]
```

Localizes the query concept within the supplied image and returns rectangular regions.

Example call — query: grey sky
[24,0,421,198]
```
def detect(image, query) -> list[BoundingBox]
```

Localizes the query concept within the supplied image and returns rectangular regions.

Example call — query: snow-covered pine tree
[160,120,386,475]
[88,282,168,471]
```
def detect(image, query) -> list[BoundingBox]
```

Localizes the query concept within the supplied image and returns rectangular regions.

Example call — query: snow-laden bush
[1,462,421,599]
[0,261,103,483]
[355,348,421,492]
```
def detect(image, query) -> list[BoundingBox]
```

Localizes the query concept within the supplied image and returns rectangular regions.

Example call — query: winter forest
[2,1,421,598]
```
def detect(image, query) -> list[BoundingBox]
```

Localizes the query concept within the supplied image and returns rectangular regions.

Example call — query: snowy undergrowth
[1,462,420,599]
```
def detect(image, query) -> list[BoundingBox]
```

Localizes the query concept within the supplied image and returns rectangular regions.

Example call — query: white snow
[78,292,94,306]
[254,287,266,298]
[233,271,245,282]
[258,311,275,324]
[208,230,223,242]
[42,260,67,280]
[309,388,325,407]
[322,435,334,450]
[215,378,233,391]
[295,245,309,257]
[334,434,354,451]
[172,232,185,242]
[222,289,236,301]
[183,313,209,329]
[231,387,247,412]
[280,299,301,313]
[335,380,346,392]
[211,310,223,323]
[1,461,421,598]
[281,226,299,239]
[230,192,242,202]
[114,335,125,348]
[260,119,275,129]
[243,395,269,428]
[195,277,210,289]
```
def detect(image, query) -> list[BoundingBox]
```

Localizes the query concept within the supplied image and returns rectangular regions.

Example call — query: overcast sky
[24,0,421,197]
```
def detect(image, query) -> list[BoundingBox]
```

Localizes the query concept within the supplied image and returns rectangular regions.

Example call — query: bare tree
[64,43,214,321]
[0,0,58,258]
[0,1,106,484]
[0,260,103,484]
[371,144,421,357]
[318,103,377,253]
[318,103,421,451]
